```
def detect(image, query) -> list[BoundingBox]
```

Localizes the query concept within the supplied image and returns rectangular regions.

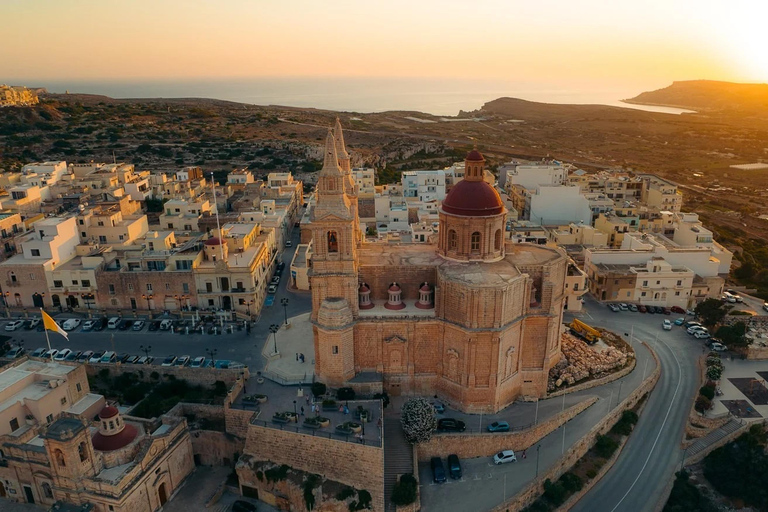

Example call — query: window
[327,231,339,253]
[206,282,213,292]
[78,442,87,462]
[182,283,189,293]
[76,383,82,392]
[656,281,661,285]
[53,280,63,288]
[470,232,481,252]
[29,273,35,280]
[60,397,67,405]
[147,261,166,271]
[146,283,153,291]
[642,280,648,287]
[109,421,114,429]
[332,346,339,354]
[614,280,619,285]
[130,298,137,309]
[676,280,682,286]
[72,280,78,285]
[46,414,54,424]
[97,221,104,226]
[54,449,66,467]
[128,283,134,291]
[641,292,647,297]
[9,417,19,432]
[448,230,457,250]
[675,291,680,296]
[110,298,118,306]
[82,280,90,287]
[81,232,86,238]
[176,260,193,270]
[494,229,502,251]
[119,235,124,241]
[109,284,116,295]
[78,219,84,225]
[208,299,215,306]
[31,249,40,256]
[99,236,107,243]
[42,482,54,498]
[165,283,170,290]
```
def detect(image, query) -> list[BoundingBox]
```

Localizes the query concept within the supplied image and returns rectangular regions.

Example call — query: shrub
[391,474,418,506]
[594,435,619,459]
[255,470,263,482]
[586,468,598,479]
[352,489,372,511]
[373,392,390,408]
[663,470,718,512]
[213,380,227,396]
[265,464,290,483]
[150,371,160,380]
[695,395,712,413]
[543,478,567,506]
[699,386,715,400]
[311,382,327,397]
[611,410,639,436]
[336,487,355,501]
[303,473,321,511]
[337,387,356,400]
[401,398,437,444]
[524,498,552,512]
[559,472,583,493]
[706,365,723,381]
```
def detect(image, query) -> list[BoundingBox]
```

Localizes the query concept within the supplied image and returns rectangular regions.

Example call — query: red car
[670,306,686,314]
[638,305,647,313]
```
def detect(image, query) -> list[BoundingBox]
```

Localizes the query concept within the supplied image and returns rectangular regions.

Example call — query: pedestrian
[306,395,310,405]
[310,404,315,414]
[296,352,299,361]
[300,406,305,416]
[300,353,305,363]
[522,450,527,459]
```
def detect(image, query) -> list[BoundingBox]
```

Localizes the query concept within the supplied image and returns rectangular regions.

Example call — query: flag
[41,310,68,340]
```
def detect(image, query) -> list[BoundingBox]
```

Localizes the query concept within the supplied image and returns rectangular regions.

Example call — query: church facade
[310,122,567,413]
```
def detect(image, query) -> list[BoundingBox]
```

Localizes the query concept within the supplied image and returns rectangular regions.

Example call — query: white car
[62,318,82,331]
[267,284,277,294]
[694,331,711,339]
[174,355,190,367]
[5,319,24,331]
[687,326,708,335]
[710,342,728,352]
[43,349,59,360]
[662,320,672,330]
[763,302,768,312]
[89,351,104,364]
[54,349,72,361]
[189,356,206,368]
[493,450,517,465]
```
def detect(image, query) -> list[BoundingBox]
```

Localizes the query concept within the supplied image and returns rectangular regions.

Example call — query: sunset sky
[2,0,767,84]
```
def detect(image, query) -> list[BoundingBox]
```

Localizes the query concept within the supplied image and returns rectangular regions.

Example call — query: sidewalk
[261,312,314,384]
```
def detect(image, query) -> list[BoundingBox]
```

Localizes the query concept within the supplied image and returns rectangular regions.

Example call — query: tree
[391,474,417,506]
[695,395,712,413]
[695,298,730,328]
[706,365,723,381]
[401,398,437,444]
[311,382,327,397]
[715,322,748,347]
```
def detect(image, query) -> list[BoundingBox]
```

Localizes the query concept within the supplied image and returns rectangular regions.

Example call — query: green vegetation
[126,378,228,419]
[311,381,327,397]
[594,435,619,459]
[663,471,718,512]
[264,464,291,483]
[350,489,372,511]
[704,352,723,383]
[337,387,356,400]
[610,410,639,436]
[702,424,768,510]
[694,299,730,328]
[391,474,418,506]
[400,397,437,444]
[715,322,748,348]
[522,472,584,511]
[303,473,321,511]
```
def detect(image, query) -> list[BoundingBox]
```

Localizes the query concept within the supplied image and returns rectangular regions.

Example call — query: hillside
[625,80,768,113]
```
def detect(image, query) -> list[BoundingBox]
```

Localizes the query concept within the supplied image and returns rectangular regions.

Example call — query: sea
[33,77,693,117]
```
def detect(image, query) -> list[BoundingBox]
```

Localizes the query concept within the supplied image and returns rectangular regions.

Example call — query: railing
[249,417,381,447]
[433,420,536,435]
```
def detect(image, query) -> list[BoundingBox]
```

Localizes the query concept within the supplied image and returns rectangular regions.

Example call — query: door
[222,296,232,311]
[0,482,6,498]
[23,485,35,504]
[242,485,259,499]
[32,293,44,308]
[158,482,168,506]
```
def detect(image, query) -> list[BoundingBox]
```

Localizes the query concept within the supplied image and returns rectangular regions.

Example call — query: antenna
[211,172,224,261]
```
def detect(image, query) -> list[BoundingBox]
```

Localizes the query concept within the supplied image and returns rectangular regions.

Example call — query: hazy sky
[2,0,767,84]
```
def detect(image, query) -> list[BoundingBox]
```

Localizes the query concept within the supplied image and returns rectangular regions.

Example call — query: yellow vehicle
[569,319,601,344]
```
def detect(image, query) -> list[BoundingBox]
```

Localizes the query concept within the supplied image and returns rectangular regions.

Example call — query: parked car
[432,402,445,413]
[30,347,47,358]
[89,351,105,364]
[430,457,447,483]
[487,421,510,433]
[662,320,672,331]
[646,306,656,314]
[628,304,638,312]
[286,240,292,247]
[608,304,620,312]
[161,355,177,367]
[124,355,139,364]
[686,309,696,316]
[662,307,671,315]
[447,454,462,479]
[149,320,161,331]
[638,304,647,313]
[93,318,108,331]
[5,346,25,358]
[118,320,133,331]
[674,317,685,325]
[36,321,46,331]
[764,302,768,312]
[618,303,629,311]
[117,353,131,363]
[159,319,173,331]
[5,319,24,331]
[82,319,96,331]
[684,321,702,329]
[100,351,117,363]
[62,318,82,331]
[54,349,71,361]
[687,326,708,335]
[132,320,146,331]
[137,356,154,365]
[78,350,94,362]
[271,276,280,285]
[493,450,517,465]
[726,289,743,302]
[231,501,257,512]
[436,418,466,432]
[43,349,59,360]
[175,355,190,367]
[189,356,206,368]
[64,351,82,362]
[267,285,278,294]
[107,317,121,329]
[710,342,728,352]
[694,331,711,339]
[25,318,41,330]
[670,306,686,314]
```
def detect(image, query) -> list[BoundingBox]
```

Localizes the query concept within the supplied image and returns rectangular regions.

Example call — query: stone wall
[416,397,597,461]
[548,355,636,398]
[85,362,249,387]
[241,423,385,511]
[489,341,661,512]
[166,402,244,467]
[225,406,255,439]
[747,345,768,360]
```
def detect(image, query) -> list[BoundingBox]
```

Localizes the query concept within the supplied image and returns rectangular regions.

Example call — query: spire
[333,117,349,160]
[320,129,342,176]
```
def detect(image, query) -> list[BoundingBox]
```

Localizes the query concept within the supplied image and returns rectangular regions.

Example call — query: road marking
[583,310,593,320]
[609,334,683,512]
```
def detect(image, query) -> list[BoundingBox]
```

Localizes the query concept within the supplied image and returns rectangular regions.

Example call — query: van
[160,319,173,331]
[722,292,737,303]
[99,351,117,363]
[430,457,446,483]
[108,317,121,329]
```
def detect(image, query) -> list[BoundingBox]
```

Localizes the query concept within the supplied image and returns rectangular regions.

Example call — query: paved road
[569,296,702,512]
[1,229,312,374]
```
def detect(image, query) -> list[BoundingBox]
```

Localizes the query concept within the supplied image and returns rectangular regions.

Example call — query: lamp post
[139,345,152,358]
[206,348,218,361]
[246,299,254,320]
[293,399,297,421]
[142,294,153,311]
[536,444,541,477]
[281,298,289,325]
[269,324,280,355]
[83,293,93,310]
[174,295,181,310]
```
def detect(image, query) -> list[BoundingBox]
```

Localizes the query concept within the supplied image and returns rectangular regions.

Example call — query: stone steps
[384,416,413,512]
[686,418,743,458]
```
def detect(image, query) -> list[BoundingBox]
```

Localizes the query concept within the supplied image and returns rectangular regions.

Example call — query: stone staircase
[384,414,414,512]
[686,418,744,459]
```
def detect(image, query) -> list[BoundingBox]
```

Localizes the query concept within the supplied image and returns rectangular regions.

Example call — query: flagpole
[41,308,53,362]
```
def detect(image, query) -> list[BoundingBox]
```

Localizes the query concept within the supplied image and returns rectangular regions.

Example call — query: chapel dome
[441,180,504,217]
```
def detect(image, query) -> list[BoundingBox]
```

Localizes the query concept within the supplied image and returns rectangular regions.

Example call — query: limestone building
[310,124,567,413]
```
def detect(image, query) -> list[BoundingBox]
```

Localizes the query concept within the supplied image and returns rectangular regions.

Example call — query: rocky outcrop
[548,333,631,390]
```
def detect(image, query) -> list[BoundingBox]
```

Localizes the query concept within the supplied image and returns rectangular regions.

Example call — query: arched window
[494,229,502,251]
[448,230,458,250]
[54,449,66,467]
[78,442,87,462]
[52,294,61,308]
[42,482,53,499]
[327,231,339,253]
[470,232,481,252]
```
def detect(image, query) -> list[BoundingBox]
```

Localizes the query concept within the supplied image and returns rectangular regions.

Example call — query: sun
[721,4,768,82]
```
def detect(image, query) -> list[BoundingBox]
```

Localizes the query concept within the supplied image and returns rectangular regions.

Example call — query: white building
[529,185,592,226]
[401,170,447,202]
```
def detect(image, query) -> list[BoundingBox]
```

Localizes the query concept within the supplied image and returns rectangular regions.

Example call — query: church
[310,121,568,413]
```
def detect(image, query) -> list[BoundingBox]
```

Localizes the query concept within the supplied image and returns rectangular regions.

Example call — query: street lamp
[293,399,297,419]
[269,324,280,355]
[142,294,153,311]
[139,345,152,358]
[281,298,289,325]
[246,299,254,320]
[83,293,93,310]
[536,444,541,477]
[206,347,218,361]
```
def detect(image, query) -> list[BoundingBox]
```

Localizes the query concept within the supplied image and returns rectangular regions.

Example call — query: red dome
[99,406,119,419]
[441,180,504,217]
[420,283,431,292]
[388,283,401,292]
[205,237,223,246]
[359,283,370,292]
[466,149,484,161]
[92,424,138,452]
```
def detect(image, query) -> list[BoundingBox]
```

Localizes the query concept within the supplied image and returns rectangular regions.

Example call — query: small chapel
[310,121,568,413]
